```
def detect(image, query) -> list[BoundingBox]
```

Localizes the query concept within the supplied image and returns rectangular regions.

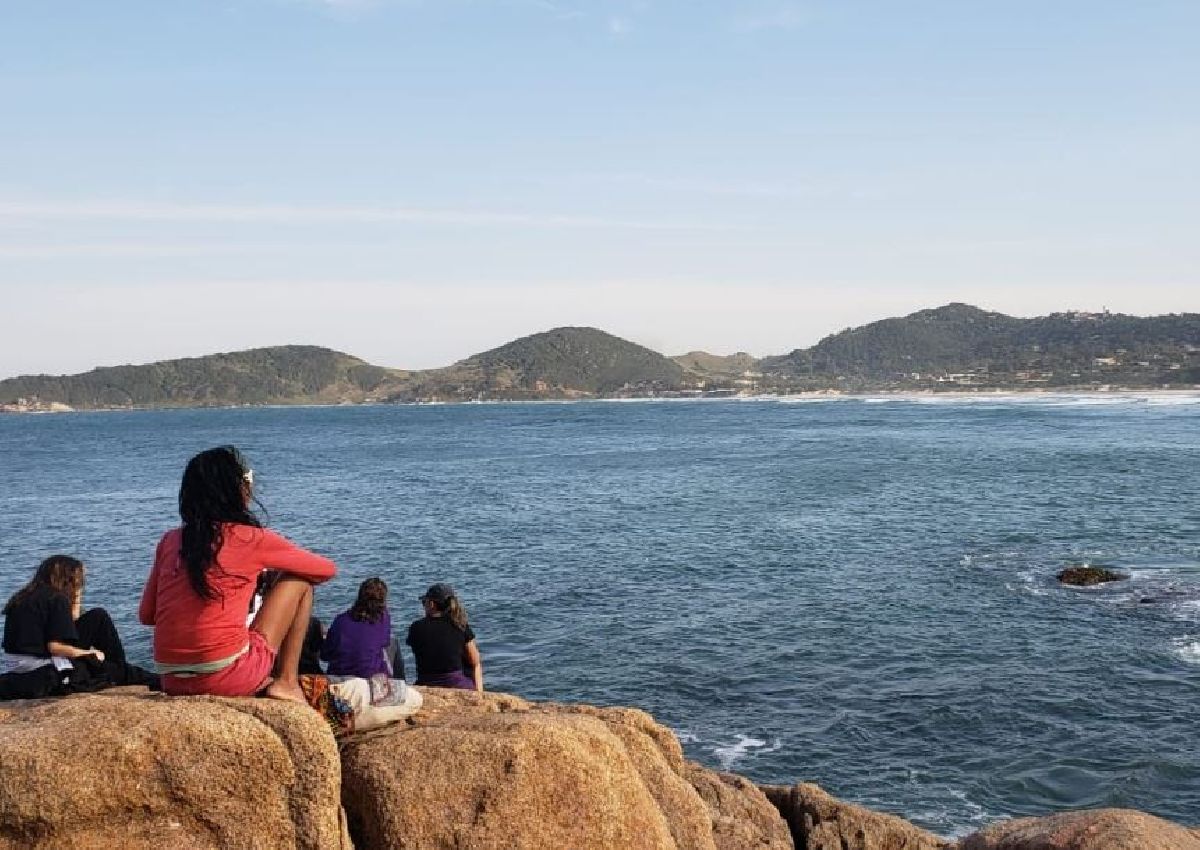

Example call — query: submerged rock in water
[0,689,350,849]
[339,688,791,850]
[959,808,1200,850]
[1057,565,1130,586]
[759,781,953,850]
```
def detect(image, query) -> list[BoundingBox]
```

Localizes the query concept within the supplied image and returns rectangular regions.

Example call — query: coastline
[4,386,1200,415]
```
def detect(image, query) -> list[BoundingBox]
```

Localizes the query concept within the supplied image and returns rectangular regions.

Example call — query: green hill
[671,351,760,378]
[761,304,1200,389]
[4,307,1198,411]
[0,346,401,410]
[394,327,685,400]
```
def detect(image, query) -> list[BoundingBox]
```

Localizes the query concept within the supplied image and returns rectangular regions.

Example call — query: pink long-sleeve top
[139,524,336,666]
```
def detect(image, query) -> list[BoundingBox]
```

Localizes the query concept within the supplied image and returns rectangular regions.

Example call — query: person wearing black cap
[405,583,482,692]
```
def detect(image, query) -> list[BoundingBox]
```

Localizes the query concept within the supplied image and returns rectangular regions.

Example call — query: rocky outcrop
[959,808,1200,850]
[1056,566,1129,586]
[5,686,1199,850]
[760,782,953,850]
[0,689,350,850]
[339,688,792,850]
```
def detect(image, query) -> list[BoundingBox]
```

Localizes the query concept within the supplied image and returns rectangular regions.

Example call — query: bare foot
[264,679,308,706]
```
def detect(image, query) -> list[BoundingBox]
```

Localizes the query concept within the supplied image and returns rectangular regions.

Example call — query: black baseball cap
[420,583,455,604]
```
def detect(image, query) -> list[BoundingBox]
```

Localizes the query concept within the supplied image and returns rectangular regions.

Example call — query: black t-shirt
[2,585,78,657]
[406,616,475,677]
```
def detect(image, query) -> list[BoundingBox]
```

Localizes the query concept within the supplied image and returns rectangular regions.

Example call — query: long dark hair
[4,555,85,615]
[178,446,262,601]
[350,577,388,623]
[443,596,469,632]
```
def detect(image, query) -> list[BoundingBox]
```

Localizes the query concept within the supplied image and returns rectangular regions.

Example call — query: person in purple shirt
[321,577,393,679]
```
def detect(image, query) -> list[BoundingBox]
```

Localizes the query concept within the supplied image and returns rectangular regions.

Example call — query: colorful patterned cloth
[299,674,355,737]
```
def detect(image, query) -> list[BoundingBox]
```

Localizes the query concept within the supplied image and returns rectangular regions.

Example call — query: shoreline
[4,386,1200,415]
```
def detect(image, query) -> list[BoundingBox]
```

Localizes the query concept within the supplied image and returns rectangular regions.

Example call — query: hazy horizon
[2,1,1197,378]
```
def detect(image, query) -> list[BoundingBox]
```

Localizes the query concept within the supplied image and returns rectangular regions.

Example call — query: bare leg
[250,575,313,705]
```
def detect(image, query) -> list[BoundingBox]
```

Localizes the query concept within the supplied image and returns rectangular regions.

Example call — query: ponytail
[444,596,469,632]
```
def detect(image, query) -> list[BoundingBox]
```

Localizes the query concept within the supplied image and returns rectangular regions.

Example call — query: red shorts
[161,629,277,697]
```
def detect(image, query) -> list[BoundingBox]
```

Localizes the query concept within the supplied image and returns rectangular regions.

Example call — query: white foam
[1171,600,1200,624]
[1170,637,1200,665]
[710,735,782,770]
[848,391,1200,408]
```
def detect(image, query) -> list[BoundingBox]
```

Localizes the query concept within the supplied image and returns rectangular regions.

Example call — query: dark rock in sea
[1057,566,1130,586]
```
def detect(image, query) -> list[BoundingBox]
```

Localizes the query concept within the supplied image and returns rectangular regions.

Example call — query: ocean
[1,395,1197,837]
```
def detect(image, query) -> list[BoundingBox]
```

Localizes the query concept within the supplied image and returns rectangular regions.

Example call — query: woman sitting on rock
[406,583,483,692]
[2,555,126,673]
[1,554,158,699]
[322,577,395,679]
[139,446,337,703]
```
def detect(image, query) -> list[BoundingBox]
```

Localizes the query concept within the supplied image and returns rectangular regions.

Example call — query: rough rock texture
[760,782,952,850]
[340,688,792,850]
[0,689,350,850]
[959,808,1200,850]
[689,765,799,850]
[1056,566,1129,586]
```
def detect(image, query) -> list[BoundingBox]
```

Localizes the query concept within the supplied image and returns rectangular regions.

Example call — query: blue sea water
[1,395,1198,837]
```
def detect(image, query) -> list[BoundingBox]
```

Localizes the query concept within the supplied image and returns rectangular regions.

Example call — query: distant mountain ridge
[3,305,1199,410]
[0,346,407,410]
[395,327,684,401]
[763,303,1200,389]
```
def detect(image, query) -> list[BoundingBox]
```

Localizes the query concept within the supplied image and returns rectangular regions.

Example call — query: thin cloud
[0,199,733,232]
[558,171,873,201]
[0,240,313,260]
[735,4,807,33]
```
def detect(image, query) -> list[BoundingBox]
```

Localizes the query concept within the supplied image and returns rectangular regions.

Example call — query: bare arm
[139,543,162,626]
[260,530,337,584]
[465,640,483,693]
[47,641,104,663]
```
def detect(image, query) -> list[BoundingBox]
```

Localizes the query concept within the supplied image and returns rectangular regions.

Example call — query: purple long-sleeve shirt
[320,610,392,678]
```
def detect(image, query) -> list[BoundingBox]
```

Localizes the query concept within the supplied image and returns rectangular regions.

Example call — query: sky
[1,0,1197,378]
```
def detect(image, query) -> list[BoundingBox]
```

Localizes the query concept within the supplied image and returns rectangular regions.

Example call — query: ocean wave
[1170,637,1200,665]
[905,786,996,840]
[710,734,782,770]
[849,392,1200,408]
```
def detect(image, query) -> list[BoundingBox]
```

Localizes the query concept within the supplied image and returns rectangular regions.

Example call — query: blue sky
[1,0,1197,377]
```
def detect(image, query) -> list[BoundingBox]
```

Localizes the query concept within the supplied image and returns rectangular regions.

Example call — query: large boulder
[759,782,952,850]
[959,808,1200,850]
[0,689,350,849]
[339,688,792,849]
[1056,566,1128,586]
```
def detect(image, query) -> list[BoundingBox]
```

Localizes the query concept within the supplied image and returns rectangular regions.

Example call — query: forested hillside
[4,306,1198,411]
[760,304,1200,390]
[0,346,399,409]
[393,327,684,400]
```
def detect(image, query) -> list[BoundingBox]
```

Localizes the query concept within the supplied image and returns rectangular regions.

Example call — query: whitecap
[1170,637,1200,665]
[710,734,781,769]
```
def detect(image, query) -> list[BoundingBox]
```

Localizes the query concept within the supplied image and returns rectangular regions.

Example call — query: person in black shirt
[406,583,482,692]
[2,554,126,672]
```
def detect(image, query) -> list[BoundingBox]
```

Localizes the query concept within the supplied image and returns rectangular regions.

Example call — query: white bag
[328,675,423,732]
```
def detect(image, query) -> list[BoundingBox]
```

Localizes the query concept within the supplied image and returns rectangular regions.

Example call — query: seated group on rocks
[0,445,485,735]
